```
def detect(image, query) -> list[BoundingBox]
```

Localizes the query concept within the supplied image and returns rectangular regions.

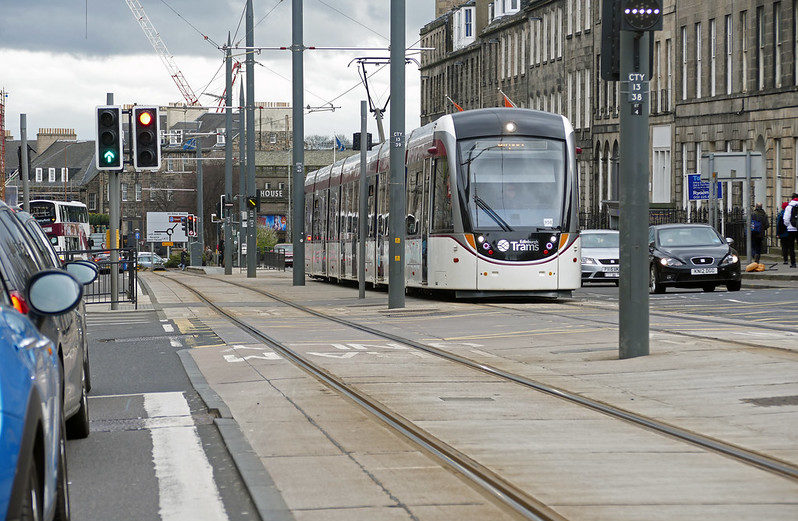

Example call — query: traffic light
[352,132,373,151]
[600,0,622,81]
[189,215,198,237]
[247,194,259,210]
[181,216,189,236]
[95,106,123,170]
[133,107,161,170]
[621,0,663,32]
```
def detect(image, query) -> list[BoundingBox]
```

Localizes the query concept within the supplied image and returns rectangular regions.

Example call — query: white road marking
[307,352,359,359]
[143,392,227,521]
[162,324,174,333]
[223,353,282,363]
[169,337,183,348]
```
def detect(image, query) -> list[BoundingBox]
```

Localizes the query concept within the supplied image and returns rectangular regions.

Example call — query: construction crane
[124,0,199,105]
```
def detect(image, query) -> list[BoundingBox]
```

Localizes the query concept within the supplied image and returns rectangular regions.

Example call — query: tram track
[165,271,798,484]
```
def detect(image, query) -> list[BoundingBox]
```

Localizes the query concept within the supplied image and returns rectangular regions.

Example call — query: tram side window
[305,197,313,239]
[312,197,321,240]
[431,159,454,233]
[406,170,423,237]
[367,182,376,238]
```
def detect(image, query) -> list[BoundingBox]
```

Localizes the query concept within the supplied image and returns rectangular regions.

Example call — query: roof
[27,140,97,186]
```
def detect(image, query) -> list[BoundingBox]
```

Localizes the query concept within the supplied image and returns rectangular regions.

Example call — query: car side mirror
[64,261,99,285]
[26,270,83,316]
[726,238,734,245]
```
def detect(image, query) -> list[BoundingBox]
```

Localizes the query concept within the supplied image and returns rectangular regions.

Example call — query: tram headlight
[505,122,517,133]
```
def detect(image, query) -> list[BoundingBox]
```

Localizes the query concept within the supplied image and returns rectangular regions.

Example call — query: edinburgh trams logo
[496,239,510,252]
[496,239,540,253]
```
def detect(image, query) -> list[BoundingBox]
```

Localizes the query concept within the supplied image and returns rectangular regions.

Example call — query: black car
[649,224,742,293]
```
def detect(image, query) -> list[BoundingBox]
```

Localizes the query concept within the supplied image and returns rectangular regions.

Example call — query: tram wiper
[474,195,513,232]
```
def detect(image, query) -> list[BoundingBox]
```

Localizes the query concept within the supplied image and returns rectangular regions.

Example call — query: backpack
[791,204,798,228]
[751,219,763,233]
[776,210,787,237]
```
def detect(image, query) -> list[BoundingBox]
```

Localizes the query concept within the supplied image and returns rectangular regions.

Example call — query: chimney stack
[37,128,77,153]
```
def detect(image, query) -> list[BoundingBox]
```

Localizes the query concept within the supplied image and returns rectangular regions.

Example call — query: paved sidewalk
[144,271,798,521]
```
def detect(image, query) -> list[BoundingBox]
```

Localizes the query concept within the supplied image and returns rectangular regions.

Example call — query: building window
[710,19,716,96]
[726,15,733,94]
[535,18,542,64]
[150,184,156,200]
[774,2,782,87]
[550,11,556,59]
[575,70,582,129]
[35,168,42,183]
[655,40,662,112]
[121,183,128,202]
[169,130,183,146]
[557,8,563,58]
[465,8,472,37]
[584,69,590,127]
[576,0,581,33]
[585,0,591,30]
[216,129,225,145]
[567,72,573,121]
[666,39,673,110]
[757,6,764,90]
[741,10,748,92]
[681,26,688,100]
[135,182,142,201]
[696,23,702,98]
[567,0,573,36]
[48,167,56,183]
[794,0,798,86]
[542,13,548,61]
[61,168,68,183]
[88,193,97,211]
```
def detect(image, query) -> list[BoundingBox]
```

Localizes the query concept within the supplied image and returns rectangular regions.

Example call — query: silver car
[138,252,166,270]
[581,230,620,285]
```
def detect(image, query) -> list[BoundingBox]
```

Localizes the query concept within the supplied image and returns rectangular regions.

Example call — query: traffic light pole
[246,0,257,278]
[107,92,121,311]
[292,0,305,286]
[20,114,30,213]
[239,83,246,269]
[196,141,205,259]
[224,33,233,275]
[618,30,651,359]
[388,0,406,309]
[358,100,367,299]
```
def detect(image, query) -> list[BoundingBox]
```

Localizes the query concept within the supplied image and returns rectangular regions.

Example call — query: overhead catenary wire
[158,0,221,49]
[312,0,389,42]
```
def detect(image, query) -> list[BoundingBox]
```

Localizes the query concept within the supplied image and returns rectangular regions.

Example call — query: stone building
[420,0,798,219]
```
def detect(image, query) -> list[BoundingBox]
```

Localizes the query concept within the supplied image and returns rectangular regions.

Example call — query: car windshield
[276,244,293,253]
[657,227,722,247]
[30,201,56,224]
[459,137,566,230]
[582,233,619,248]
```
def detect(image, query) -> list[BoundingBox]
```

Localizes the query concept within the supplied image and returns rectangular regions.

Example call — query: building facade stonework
[420,0,798,220]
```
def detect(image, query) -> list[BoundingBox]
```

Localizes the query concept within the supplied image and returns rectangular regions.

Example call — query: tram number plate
[691,268,718,275]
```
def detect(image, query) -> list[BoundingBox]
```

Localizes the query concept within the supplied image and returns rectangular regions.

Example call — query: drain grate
[742,395,798,407]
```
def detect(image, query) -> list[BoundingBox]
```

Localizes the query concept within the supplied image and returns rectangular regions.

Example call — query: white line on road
[169,337,183,348]
[143,392,228,521]
[162,324,175,333]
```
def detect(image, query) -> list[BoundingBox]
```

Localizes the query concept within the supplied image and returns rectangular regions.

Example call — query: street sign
[162,242,174,247]
[146,211,189,243]
[687,174,723,200]
[699,152,764,181]
[257,188,286,202]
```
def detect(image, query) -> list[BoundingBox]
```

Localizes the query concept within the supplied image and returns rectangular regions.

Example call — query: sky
[0,0,433,142]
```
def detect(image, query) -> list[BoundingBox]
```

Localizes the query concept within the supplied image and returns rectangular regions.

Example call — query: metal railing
[258,248,287,271]
[62,248,138,307]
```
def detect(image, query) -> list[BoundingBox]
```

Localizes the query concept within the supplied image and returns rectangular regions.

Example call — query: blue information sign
[687,174,722,200]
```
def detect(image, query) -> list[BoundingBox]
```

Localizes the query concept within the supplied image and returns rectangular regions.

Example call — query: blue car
[1,269,85,521]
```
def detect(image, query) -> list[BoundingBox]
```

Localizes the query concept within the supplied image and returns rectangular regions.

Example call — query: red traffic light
[138,111,153,126]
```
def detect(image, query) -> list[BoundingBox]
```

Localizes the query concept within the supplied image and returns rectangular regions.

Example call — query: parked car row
[1,200,99,521]
[581,224,742,293]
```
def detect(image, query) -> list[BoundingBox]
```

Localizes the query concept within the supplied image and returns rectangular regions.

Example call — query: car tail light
[10,291,29,314]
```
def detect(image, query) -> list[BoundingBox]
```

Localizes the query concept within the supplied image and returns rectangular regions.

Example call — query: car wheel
[726,280,742,292]
[54,415,71,521]
[649,265,665,294]
[702,284,716,292]
[20,457,42,521]
[66,368,90,439]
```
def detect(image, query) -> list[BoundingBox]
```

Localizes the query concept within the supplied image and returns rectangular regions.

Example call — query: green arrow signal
[103,150,116,164]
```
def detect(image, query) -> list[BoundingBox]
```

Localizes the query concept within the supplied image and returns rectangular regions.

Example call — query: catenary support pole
[388,0,406,309]
[107,92,121,310]
[20,114,30,213]
[618,31,650,359]
[246,0,257,278]
[224,33,233,275]
[196,141,205,255]
[239,83,246,269]
[359,100,368,299]
[292,0,305,285]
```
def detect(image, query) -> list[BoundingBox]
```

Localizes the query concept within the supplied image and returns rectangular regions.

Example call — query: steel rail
[178,273,798,482]
[160,273,566,521]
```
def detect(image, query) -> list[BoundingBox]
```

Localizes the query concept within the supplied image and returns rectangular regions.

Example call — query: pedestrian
[179,249,188,271]
[750,203,769,263]
[776,202,790,264]
[218,239,225,268]
[784,193,798,268]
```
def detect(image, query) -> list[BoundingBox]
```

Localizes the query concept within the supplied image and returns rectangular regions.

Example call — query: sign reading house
[258,188,287,202]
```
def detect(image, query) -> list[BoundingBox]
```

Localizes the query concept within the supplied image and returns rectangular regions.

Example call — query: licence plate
[691,268,718,275]
[604,266,619,273]
[605,272,619,278]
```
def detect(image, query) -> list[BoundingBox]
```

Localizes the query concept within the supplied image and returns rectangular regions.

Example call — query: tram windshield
[460,137,566,231]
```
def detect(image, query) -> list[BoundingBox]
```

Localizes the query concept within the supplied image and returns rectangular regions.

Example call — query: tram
[304,108,581,298]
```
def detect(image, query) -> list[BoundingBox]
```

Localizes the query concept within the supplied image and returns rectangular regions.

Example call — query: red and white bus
[29,200,91,253]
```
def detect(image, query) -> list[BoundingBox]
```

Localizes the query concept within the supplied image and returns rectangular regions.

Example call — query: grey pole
[709,154,717,229]
[246,0,257,278]
[196,141,205,256]
[388,0,406,309]
[224,33,233,275]
[20,114,30,213]
[359,100,368,299]
[239,83,246,269]
[107,92,120,311]
[745,151,752,262]
[292,0,305,285]
[618,31,650,359]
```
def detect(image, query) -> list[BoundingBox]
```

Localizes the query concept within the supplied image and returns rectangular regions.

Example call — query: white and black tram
[304,107,581,298]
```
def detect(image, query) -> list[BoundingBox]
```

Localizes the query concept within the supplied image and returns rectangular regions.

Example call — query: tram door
[365,177,378,284]
[422,158,432,285]
[376,171,388,282]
